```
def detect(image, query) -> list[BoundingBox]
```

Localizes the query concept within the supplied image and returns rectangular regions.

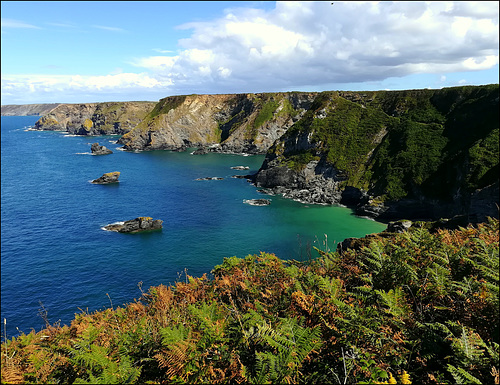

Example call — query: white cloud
[92,25,126,33]
[131,1,499,93]
[1,1,498,103]
[1,18,41,29]
[1,73,172,103]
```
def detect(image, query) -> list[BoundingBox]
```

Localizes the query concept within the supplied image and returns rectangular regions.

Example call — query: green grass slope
[266,85,499,204]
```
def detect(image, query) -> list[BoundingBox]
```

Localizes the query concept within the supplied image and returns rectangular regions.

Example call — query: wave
[101,221,125,231]
[75,152,92,155]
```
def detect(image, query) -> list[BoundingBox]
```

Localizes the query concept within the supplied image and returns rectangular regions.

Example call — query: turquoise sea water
[1,115,385,338]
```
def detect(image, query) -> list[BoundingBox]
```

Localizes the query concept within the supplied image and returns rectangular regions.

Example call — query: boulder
[386,220,412,233]
[91,142,113,155]
[103,217,163,233]
[92,171,120,184]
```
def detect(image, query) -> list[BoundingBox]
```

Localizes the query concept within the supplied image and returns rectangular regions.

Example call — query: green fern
[376,287,409,318]
[447,364,482,384]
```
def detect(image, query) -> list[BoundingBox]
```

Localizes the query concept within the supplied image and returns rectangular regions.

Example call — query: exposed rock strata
[92,172,120,184]
[27,85,499,224]
[91,143,113,155]
[34,101,156,135]
[118,92,317,153]
[103,217,163,233]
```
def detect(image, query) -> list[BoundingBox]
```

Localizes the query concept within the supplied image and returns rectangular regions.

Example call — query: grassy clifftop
[2,218,498,384]
[271,85,499,201]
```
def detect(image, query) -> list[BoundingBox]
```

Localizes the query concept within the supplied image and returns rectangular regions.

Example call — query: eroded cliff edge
[117,93,317,153]
[34,101,156,135]
[254,85,499,223]
[31,85,499,223]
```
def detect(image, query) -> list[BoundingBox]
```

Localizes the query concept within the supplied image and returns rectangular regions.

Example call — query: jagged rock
[231,166,250,170]
[192,148,209,155]
[386,220,412,233]
[195,177,224,181]
[243,199,271,206]
[254,85,499,223]
[103,217,163,233]
[92,171,120,184]
[118,92,317,153]
[91,143,113,155]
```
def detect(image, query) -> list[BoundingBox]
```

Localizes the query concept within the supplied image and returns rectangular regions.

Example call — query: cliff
[1,103,60,116]
[254,85,499,222]
[29,85,499,222]
[33,101,156,135]
[117,92,317,153]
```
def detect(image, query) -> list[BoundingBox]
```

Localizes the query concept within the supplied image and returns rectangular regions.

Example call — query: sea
[1,115,385,339]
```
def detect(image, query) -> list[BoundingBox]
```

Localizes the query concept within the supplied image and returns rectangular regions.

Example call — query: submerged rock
[91,142,113,155]
[231,166,250,170]
[92,171,120,184]
[243,199,271,206]
[103,217,163,233]
[196,177,224,181]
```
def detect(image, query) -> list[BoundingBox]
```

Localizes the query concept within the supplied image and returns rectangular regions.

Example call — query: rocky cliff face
[117,92,317,153]
[27,86,499,223]
[34,102,156,135]
[1,104,60,116]
[254,85,499,223]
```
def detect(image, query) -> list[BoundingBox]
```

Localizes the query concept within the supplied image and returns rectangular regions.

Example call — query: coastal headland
[7,84,499,224]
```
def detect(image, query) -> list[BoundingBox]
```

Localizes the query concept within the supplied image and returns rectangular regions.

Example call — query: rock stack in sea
[91,143,113,155]
[103,217,163,233]
[92,172,120,184]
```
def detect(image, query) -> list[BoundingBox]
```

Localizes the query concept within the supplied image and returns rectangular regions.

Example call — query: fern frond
[447,364,482,384]
[376,287,409,318]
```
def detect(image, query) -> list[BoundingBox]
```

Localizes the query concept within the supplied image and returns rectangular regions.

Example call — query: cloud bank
[2,1,498,104]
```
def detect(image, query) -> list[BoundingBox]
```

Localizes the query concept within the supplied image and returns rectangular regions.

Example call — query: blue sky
[1,1,498,104]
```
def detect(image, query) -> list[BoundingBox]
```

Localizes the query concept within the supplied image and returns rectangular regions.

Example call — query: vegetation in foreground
[1,218,498,384]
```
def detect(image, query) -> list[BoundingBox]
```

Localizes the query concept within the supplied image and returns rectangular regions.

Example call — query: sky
[1,1,498,105]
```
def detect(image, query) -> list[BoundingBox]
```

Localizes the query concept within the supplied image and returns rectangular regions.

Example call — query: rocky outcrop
[103,217,163,233]
[92,171,120,184]
[24,85,498,225]
[91,143,113,155]
[1,103,60,116]
[243,199,271,206]
[33,101,156,135]
[195,177,224,181]
[253,85,499,223]
[118,92,317,153]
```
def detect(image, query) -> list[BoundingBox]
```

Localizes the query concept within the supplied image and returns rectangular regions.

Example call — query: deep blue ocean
[1,115,385,339]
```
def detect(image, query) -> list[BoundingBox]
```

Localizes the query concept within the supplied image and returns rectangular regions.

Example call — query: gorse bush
[2,218,499,384]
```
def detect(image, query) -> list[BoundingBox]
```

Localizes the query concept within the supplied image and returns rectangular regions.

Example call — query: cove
[1,116,385,337]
